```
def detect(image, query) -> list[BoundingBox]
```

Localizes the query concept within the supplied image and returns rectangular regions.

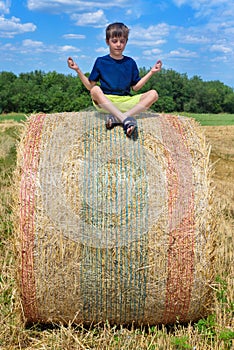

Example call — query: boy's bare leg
[90,86,136,136]
[90,86,125,122]
[123,90,158,117]
[90,86,158,136]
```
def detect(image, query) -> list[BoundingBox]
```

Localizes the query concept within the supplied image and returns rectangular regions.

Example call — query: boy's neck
[109,53,124,60]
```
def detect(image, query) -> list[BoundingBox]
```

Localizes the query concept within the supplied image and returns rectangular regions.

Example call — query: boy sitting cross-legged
[67,22,162,139]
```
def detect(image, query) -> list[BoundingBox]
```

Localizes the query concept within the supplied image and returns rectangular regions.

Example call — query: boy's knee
[150,89,158,103]
[90,85,101,99]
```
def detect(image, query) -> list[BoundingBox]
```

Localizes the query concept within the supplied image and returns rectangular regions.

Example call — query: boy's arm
[67,57,96,91]
[132,60,162,92]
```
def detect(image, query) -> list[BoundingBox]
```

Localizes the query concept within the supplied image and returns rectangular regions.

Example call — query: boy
[67,22,162,138]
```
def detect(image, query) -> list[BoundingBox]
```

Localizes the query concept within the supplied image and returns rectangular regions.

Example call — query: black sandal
[105,115,121,130]
[123,116,138,139]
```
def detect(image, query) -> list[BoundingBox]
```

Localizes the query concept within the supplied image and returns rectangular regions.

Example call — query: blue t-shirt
[89,55,141,96]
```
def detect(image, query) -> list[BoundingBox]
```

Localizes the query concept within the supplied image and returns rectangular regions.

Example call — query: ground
[204,125,234,216]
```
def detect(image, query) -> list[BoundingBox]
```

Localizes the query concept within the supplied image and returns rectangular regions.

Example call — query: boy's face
[106,36,127,59]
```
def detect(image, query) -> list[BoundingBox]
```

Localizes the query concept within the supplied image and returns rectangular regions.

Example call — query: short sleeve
[89,58,100,82]
[131,59,141,86]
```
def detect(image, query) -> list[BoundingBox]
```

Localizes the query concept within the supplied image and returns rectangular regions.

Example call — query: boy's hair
[106,22,129,41]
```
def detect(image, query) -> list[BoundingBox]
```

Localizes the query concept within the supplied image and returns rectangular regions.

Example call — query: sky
[0,0,234,88]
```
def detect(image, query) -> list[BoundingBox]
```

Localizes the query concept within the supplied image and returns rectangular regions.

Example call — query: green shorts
[92,94,142,113]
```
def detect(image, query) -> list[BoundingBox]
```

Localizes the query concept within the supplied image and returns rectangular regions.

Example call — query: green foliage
[219,329,234,348]
[154,96,176,112]
[192,275,233,349]
[215,275,234,315]
[195,314,217,340]
[223,92,234,112]
[216,275,228,304]
[0,70,91,114]
[170,335,192,349]
[1,68,234,114]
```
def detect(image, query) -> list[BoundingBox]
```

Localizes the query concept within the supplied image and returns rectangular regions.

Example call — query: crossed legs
[90,85,158,136]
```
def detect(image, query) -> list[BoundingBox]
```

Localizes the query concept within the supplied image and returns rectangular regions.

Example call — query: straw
[13,111,216,325]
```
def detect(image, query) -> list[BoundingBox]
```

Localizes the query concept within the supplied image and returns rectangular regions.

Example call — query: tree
[0,71,17,113]
[1,69,233,114]
[152,96,176,113]
[223,93,234,113]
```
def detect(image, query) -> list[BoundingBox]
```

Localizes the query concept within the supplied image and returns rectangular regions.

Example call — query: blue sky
[0,0,234,87]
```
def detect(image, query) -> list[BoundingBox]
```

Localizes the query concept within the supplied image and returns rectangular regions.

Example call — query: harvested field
[203,126,234,214]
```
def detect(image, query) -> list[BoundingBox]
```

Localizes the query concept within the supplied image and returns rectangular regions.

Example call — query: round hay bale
[13,111,216,326]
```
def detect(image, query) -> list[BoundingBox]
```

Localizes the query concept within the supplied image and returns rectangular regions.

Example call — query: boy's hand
[67,57,79,71]
[151,60,162,74]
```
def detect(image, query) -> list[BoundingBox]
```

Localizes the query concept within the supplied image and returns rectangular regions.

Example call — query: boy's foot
[105,115,121,130]
[123,116,138,139]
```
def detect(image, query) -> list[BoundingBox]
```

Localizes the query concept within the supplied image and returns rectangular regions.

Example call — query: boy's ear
[106,39,110,46]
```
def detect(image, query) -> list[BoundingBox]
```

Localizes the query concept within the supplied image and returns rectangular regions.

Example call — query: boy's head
[106,22,129,43]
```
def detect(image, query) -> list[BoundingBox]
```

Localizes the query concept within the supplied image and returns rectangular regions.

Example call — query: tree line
[0,68,234,114]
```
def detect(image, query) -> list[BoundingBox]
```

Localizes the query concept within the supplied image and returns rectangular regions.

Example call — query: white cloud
[27,0,130,12]
[173,18,234,59]
[127,23,169,48]
[0,39,80,56]
[169,48,198,58]
[1,42,17,51]
[59,45,78,52]
[63,33,86,39]
[173,0,187,6]
[0,15,36,38]
[125,7,142,19]
[143,48,162,56]
[20,39,44,54]
[141,48,162,62]
[71,9,108,27]
[173,0,234,20]
[210,55,229,63]
[0,0,10,14]
[210,44,232,54]
[206,19,234,38]
[177,34,210,44]
[130,39,166,47]
[22,39,43,47]
[131,23,170,40]
[95,46,109,54]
